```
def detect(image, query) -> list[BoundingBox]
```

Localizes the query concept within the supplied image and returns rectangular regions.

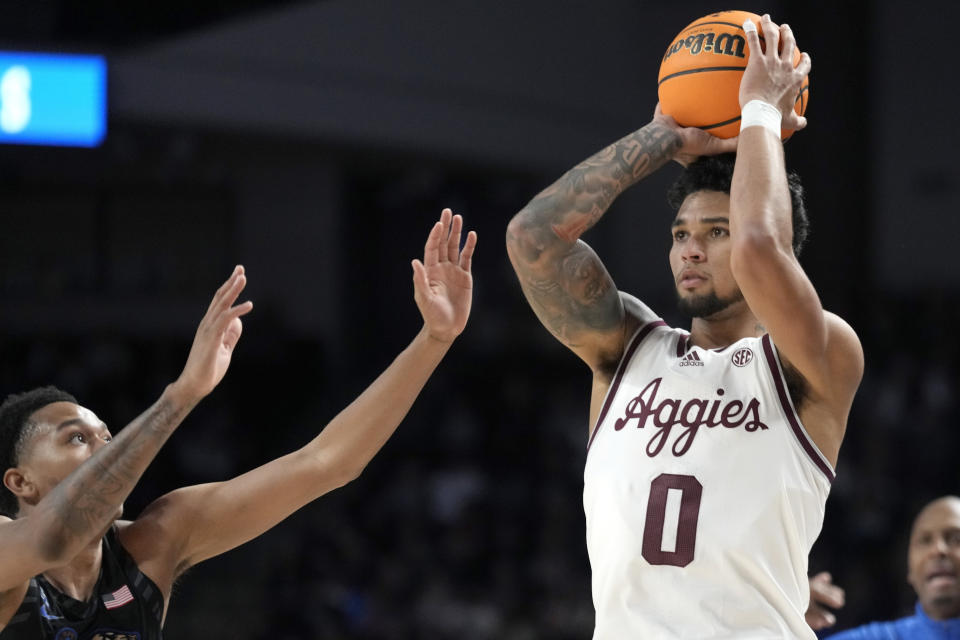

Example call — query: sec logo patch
[731,348,754,367]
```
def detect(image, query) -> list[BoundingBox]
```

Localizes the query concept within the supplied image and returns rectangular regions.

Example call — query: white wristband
[740,100,782,137]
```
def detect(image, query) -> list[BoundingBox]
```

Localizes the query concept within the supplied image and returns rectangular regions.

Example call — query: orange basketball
[657,10,809,139]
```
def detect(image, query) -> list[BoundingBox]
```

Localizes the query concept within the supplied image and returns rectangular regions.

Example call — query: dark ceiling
[0,0,307,48]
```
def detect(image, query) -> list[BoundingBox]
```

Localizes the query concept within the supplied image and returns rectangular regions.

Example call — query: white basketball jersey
[584,320,834,639]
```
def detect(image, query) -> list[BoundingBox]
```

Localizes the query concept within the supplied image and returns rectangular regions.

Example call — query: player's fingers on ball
[715,135,738,153]
[761,14,779,57]
[447,214,462,263]
[459,230,477,272]
[742,18,761,52]
[779,23,796,61]
[783,114,805,132]
[797,51,812,76]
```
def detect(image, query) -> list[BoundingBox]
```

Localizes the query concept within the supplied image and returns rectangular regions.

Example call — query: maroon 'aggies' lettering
[612,377,768,456]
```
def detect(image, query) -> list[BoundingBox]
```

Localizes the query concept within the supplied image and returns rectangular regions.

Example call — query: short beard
[676,290,742,319]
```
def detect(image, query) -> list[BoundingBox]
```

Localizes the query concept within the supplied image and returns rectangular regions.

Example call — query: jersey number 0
[641,473,703,567]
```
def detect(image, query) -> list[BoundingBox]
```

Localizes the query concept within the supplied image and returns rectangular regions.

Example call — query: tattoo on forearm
[507,121,676,347]
[46,398,184,547]
[525,122,679,247]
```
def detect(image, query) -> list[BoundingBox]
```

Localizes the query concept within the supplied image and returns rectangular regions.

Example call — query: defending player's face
[4,402,116,509]
[669,190,743,317]
[907,497,960,619]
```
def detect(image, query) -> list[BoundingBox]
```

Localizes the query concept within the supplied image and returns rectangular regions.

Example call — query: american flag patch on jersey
[102,585,134,610]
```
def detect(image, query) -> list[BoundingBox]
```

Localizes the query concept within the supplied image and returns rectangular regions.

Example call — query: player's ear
[4,467,38,506]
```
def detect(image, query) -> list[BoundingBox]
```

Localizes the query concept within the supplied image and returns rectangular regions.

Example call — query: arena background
[1,0,957,637]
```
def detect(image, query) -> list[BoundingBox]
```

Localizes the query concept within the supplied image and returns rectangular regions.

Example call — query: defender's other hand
[805,571,845,630]
[739,15,811,132]
[412,208,477,343]
[654,103,738,167]
[175,266,254,404]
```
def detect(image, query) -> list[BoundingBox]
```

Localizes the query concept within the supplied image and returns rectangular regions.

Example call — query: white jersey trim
[760,334,836,483]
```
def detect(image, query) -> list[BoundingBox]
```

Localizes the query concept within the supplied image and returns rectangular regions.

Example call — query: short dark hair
[666,153,810,256]
[0,386,77,517]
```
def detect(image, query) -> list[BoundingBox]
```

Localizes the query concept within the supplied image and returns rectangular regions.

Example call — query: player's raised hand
[653,103,738,167]
[412,208,477,343]
[739,15,811,132]
[175,266,254,403]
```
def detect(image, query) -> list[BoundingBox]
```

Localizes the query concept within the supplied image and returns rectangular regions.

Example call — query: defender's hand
[174,266,254,404]
[805,571,845,630]
[412,208,477,343]
[740,15,811,132]
[654,103,738,167]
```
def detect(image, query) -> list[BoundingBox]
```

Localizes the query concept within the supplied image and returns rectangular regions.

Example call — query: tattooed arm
[0,267,251,593]
[506,108,736,372]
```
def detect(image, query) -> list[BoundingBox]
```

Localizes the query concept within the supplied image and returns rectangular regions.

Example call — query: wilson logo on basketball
[662,31,746,62]
[731,348,754,367]
[614,377,768,457]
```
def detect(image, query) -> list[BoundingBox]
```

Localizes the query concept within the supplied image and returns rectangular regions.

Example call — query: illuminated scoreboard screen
[0,52,106,147]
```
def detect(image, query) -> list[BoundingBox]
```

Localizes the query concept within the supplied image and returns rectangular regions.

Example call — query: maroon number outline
[641,473,703,567]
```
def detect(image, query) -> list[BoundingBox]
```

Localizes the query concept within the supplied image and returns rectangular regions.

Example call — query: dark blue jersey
[1,526,164,640]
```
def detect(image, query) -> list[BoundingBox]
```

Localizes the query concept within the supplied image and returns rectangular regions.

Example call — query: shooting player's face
[3,402,115,509]
[669,190,743,318]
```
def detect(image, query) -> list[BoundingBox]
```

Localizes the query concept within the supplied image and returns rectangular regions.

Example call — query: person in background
[818,496,960,639]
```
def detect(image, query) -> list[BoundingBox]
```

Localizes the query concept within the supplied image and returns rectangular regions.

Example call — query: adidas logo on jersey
[679,351,704,367]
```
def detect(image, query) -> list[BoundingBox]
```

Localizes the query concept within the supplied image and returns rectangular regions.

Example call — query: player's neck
[689,305,763,349]
[43,536,104,602]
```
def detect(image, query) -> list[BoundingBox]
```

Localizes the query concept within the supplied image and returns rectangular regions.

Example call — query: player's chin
[676,285,710,301]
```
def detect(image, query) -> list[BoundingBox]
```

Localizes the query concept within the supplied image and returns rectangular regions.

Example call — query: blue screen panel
[0,52,106,147]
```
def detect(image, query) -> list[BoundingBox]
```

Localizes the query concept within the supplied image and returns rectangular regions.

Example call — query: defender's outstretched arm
[0,267,252,594]
[121,210,476,584]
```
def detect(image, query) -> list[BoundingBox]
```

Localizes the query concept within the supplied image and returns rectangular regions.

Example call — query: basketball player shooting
[0,209,476,638]
[506,15,862,638]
